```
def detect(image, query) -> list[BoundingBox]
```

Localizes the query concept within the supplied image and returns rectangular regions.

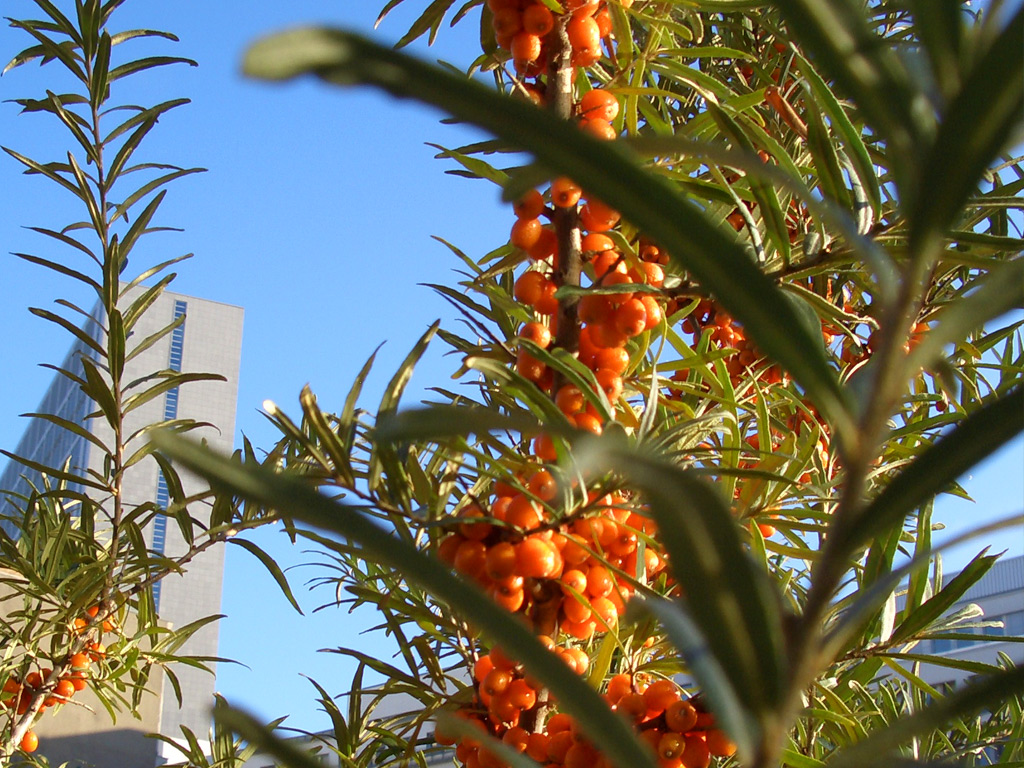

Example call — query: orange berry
[567,13,600,50]
[483,667,513,697]
[533,279,559,315]
[613,297,649,337]
[658,732,685,760]
[510,217,543,250]
[514,270,547,305]
[705,729,737,757]
[514,188,545,219]
[593,345,629,374]
[533,432,558,462]
[453,540,488,580]
[562,594,592,624]
[664,699,698,732]
[511,31,543,65]
[555,384,586,415]
[458,504,493,540]
[492,7,522,38]
[516,348,547,381]
[551,177,582,208]
[522,3,555,35]
[506,494,544,531]
[572,411,604,434]
[55,678,75,700]
[595,367,624,402]
[528,226,559,261]
[606,673,632,704]
[641,295,663,330]
[579,117,617,140]
[580,89,620,122]
[681,734,711,768]
[643,679,680,714]
[580,198,621,230]
[516,536,560,578]
[20,730,38,753]
[581,232,615,255]
[547,730,575,764]
[585,564,614,597]
[526,732,550,762]
[527,469,558,501]
[490,646,517,671]
[519,320,552,348]
[486,541,519,580]
[616,691,647,722]
[507,677,537,710]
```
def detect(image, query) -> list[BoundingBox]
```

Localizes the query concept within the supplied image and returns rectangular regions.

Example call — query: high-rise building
[0,290,244,768]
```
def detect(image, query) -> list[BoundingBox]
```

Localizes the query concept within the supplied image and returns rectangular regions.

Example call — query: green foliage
[156,2,1024,766]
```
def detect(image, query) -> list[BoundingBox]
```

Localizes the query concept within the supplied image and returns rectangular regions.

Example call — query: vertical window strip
[152,300,188,610]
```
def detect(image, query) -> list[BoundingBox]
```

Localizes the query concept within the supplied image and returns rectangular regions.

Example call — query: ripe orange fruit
[515,536,559,578]
[567,13,600,50]
[705,729,737,757]
[522,3,555,35]
[579,88,620,121]
[511,31,543,65]
[510,217,543,250]
[514,270,547,305]
[664,699,698,732]
[514,188,545,220]
[492,7,522,38]
[551,177,582,208]
[20,730,38,753]
[55,678,76,700]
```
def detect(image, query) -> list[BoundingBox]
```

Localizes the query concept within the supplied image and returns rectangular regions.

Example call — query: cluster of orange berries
[2,606,112,754]
[439,665,735,768]
[672,299,783,389]
[440,486,665,640]
[490,0,632,75]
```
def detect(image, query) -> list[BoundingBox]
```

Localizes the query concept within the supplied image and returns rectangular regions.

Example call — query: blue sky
[0,0,1021,737]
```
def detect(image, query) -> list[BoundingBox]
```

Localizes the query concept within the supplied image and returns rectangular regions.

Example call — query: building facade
[0,291,244,767]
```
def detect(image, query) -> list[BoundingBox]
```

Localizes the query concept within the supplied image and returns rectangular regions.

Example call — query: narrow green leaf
[26,307,105,358]
[122,372,226,415]
[229,538,304,615]
[242,28,852,445]
[91,31,112,110]
[107,55,197,82]
[803,93,852,212]
[3,147,86,201]
[154,434,659,768]
[108,168,205,225]
[109,308,126,383]
[377,405,541,444]
[393,0,459,48]
[889,550,998,643]
[0,451,106,492]
[119,189,167,261]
